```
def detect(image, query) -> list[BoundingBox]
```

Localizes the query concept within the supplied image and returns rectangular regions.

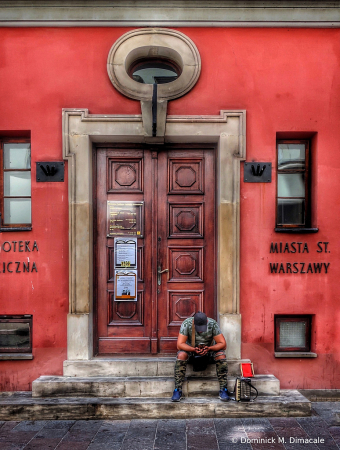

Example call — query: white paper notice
[115,238,137,268]
[115,270,137,301]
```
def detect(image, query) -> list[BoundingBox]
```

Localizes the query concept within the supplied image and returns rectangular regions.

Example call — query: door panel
[107,157,143,193]
[95,146,215,354]
[96,148,153,354]
[168,247,203,282]
[156,149,215,353]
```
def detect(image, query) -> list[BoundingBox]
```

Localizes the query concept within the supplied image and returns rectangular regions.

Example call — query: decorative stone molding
[107,28,201,141]
[1,1,340,27]
[62,108,246,361]
[107,28,201,102]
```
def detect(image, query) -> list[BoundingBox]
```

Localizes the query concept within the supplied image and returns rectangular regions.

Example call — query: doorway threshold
[63,358,251,378]
[93,354,177,359]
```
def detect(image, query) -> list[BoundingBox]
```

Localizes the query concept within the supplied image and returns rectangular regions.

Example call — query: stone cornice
[1,1,340,27]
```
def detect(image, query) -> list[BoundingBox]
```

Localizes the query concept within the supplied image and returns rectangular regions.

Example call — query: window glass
[276,140,309,228]
[1,140,31,228]
[4,143,31,169]
[278,144,305,170]
[279,321,307,348]
[4,172,31,197]
[0,323,30,349]
[277,173,305,197]
[0,316,32,353]
[275,315,312,352]
[131,60,180,84]
[4,198,31,224]
[277,198,305,225]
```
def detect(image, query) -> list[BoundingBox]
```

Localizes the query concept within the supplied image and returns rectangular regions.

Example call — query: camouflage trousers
[174,353,228,390]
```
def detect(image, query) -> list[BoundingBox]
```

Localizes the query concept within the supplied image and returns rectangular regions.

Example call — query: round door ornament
[107,28,201,102]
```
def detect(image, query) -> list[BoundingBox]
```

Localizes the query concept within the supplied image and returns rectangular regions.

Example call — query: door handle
[157,266,169,285]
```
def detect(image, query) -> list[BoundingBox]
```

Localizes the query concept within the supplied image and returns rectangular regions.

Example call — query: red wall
[1,27,340,390]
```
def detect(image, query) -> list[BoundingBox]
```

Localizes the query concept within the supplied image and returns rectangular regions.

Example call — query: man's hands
[177,332,226,354]
[177,334,209,354]
[194,334,227,355]
[195,344,209,356]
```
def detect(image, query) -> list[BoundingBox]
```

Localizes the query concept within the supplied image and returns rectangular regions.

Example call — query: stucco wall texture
[1,27,340,390]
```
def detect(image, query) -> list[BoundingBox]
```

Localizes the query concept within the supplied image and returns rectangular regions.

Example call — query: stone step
[32,374,280,398]
[0,391,311,420]
[63,358,252,378]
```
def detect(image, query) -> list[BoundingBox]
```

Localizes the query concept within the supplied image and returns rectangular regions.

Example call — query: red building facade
[1,1,340,392]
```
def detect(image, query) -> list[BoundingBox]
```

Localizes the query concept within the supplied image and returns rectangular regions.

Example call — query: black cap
[194,311,207,332]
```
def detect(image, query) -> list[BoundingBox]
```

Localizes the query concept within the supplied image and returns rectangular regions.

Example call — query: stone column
[216,115,246,359]
[63,112,93,360]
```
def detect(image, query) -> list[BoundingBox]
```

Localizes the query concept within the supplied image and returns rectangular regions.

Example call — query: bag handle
[248,380,258,401]
[191,318,195,348]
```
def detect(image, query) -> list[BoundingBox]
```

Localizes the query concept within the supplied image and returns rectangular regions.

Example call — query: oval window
[129,58,181,84]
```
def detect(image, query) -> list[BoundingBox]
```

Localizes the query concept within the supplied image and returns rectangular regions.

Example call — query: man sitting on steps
[171,311,229,402]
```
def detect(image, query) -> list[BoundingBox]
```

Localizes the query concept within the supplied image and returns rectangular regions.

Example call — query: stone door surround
[62,109,246,361]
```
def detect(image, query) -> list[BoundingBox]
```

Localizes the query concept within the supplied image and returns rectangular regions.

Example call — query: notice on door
[114,270,137,301]
[114,238,137,269]
[107,201,144,237]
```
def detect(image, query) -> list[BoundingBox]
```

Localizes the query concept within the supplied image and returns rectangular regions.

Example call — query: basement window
[274,315,316,358]
[0,315,33,360]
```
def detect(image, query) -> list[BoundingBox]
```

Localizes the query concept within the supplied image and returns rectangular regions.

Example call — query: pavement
[0,402,340,449]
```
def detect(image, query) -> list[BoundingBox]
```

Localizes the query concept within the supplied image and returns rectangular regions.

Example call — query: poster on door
[114,238,137,269]
[114,270,137,301]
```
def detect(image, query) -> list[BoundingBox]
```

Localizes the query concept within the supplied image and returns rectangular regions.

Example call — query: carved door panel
[95,146,215,354]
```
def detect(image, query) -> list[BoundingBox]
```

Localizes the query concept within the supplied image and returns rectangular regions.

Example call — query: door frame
[62,108,246,362]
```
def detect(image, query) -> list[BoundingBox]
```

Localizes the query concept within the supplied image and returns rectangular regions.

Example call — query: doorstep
[0,390,311,421]
[63,358,252,378]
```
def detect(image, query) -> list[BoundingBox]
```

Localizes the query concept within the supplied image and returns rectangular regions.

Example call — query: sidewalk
[0,402,340,449]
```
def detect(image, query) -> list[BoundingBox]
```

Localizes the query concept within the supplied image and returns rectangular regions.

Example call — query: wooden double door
[94,146,216,354]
